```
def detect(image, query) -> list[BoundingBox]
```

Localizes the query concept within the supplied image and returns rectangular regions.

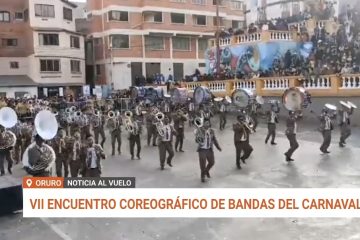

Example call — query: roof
[61,0,78,8]
[38,82,84,87]
[0,75,37,87]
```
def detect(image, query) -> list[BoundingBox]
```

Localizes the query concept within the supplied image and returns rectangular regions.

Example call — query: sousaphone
[0,107,18,150]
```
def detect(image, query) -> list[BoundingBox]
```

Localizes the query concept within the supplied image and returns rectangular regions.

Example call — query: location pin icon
[26,179,32,188]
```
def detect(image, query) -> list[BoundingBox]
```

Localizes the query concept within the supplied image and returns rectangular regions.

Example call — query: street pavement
[1,116,360,240]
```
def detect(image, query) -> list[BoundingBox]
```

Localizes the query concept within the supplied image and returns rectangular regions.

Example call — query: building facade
[0,0,85,98]
[86,0,245,90]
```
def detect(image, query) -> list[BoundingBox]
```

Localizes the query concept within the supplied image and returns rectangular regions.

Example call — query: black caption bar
[64,177,136,188]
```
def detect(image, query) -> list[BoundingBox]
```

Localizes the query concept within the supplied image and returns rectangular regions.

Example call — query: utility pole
[215,0,221,76]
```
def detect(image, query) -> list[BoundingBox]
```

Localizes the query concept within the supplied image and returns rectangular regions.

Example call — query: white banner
[23,188,360,218]
[58,87,64,97]
[83,85,90,96]
[43,88,48,97]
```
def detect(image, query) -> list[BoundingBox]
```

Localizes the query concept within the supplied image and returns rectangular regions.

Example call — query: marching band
[0,85,357,183]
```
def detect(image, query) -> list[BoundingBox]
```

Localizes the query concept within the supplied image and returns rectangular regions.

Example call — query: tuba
[194,116,205,144]
[108,110,115,119]
[123,111,135,134]
[154,112,165,137]
[22,110,58,176]
[0,107,18,150]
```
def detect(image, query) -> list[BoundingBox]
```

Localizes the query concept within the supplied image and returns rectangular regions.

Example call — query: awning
[38,82,84,87]
[0,75,37,87]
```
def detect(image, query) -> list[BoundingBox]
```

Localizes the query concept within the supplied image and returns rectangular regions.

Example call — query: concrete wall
[0,87,37,98]
[0,58,29,75]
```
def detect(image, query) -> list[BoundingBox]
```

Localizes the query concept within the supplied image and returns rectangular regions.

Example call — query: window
[63,7,73,21]
[39,34,59,46]
[40,59,60,72]
[232,20,244,29]
[145,36,164,50]
[15,12,24,20]
[110,35,129,49]
[94,38,101,45]
[24,9,29,21]
[96,65,101,75]
[213,0,224,5]
[199,63,206,67]
[70,60,81,73]
[192,0,206,5]
[10,62,19,69]
[108,11,128,21]
[173,37,190,51]
[2,39,18,47]
[193,15,206,25]
[171,13,185,24]
[230,0,243,10]
[213,17,224,26]
[198,39,208,51]
[35,4,55,18]
[171,0,186,2]
[70,36,80,48]
[15,92,27,98]
[143,11,162,23]
[0,11,10,22]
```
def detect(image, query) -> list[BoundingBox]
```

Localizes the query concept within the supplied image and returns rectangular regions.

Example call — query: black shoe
[118,151,121,155]
[201,178,206,183]
[205,171,210,178]
[161,166,164,170]
[265,140,268,144]
[167,162,173,167]
[112,152,115,156]
[153,144,157,147]
[286,157,295,162]
[0,172,4,176]
[339,143,345,148]
[271,142,277,145]
[236,162,241,169]
[131,155,134,160]
[241,158,246,164]
[324,150,330,154]
[137,155,141,160]
[8,168,12,174]
[175,149,178,152]
[179,150,184,152]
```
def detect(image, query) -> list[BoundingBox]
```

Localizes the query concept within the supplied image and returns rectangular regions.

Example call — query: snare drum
[171,88,188,104]
[194,86,212,105]
[232,89,254,108]
[130,87,146,99]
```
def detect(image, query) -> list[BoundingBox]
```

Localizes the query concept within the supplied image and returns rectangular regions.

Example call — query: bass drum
[194,86,212,105]
[282,87,311,111]
[171,88,188,104]
[130,87,146,99]
[232,89,254,108]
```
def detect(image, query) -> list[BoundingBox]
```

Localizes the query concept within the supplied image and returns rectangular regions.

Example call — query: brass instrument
[123,111,135,134]
[0,107,18,150]
[154,112,165,137]
[0,130,17,150]
[108,110,115,119]
[194,116,205,144]
[176,109,188,121]
[70,106,77,112]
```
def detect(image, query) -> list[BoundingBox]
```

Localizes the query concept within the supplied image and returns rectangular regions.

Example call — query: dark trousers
[129,134,141,157]
[219,113,226,130]
[265,123,276,143]
[158,141,174,167]
[94,127,106,147]
[70,160,81,177]
[165,112,172,123]
[81,126,91,141]
[198,149,215,180]
[147,126,157,146]
[340,125,351,144]
[175,128,184,151]
[86,168,101,177]
[251,113,258,130]
[235,141,253,165]
[111,130,121,154]
[320,130,331,151]
[55,154,69,177]
[285,134,299,158]
[0,151,12,174]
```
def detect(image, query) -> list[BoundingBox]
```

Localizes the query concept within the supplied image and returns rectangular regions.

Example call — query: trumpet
[65,108,71,114]
[27,100,33,105]
[155,112,165,122]
[94,109,100,117]
[75,111,82,118]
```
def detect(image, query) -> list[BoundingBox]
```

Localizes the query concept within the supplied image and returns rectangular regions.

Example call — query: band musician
[233,115,253,169]
[158,117,176,170]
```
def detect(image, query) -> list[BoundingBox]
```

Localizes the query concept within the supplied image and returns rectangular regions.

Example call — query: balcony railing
[182,74,360,97]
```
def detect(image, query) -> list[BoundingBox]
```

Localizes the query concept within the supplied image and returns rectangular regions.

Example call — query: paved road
[1,117,360,240]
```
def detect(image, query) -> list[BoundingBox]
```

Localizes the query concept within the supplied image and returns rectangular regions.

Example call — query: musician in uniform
[196,120,221,183]
[284,111,299,162]
[338,104,353,148]
[173,109,187,152]
[129,117,142,160]
[158,117,176,170]
[219,98,227,131]
[82,135,106,177]
[53,129,68,177]
[69,132,82,177]
[0,126,13,176]
[93,111,106,148]
[188,98,195,127]
[319,107,333,153]
[27,135,49,177]
[107,112,122,155]
[248,100,260,132]
[162,99,172,123]
[146,112,158,146]
[265,103,279,145]
[233,115,253,169]
[199,105,213,124]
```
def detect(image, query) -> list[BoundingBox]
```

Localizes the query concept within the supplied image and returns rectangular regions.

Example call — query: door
[173,63,184,81]
[145,62,161,79]
[131,62,143,86]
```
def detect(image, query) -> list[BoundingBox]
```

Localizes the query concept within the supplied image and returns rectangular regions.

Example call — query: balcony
[182,74,360,97]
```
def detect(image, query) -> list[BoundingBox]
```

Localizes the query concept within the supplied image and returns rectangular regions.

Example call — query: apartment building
[0,0,85,98]
[86,0,245,90]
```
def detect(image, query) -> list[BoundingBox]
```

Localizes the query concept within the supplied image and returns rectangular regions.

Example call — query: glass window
[40,59,60,72]
[15,12,24,20]
[198,39,208,51]
[108,11,128,21]
[111,35,129,48]
[35,4,55,18]
[192,0,206,5]
[145,36,164,50]
[70,60,81,73]
[2,39,18,47]
[193,15,206,25]
[39,34,59,46]
[171,13,185,24]
[0,11,10,22]
[10,62,19,69]
[63,7,73,21]
[173,37,190,51]
[70,36,80,48]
